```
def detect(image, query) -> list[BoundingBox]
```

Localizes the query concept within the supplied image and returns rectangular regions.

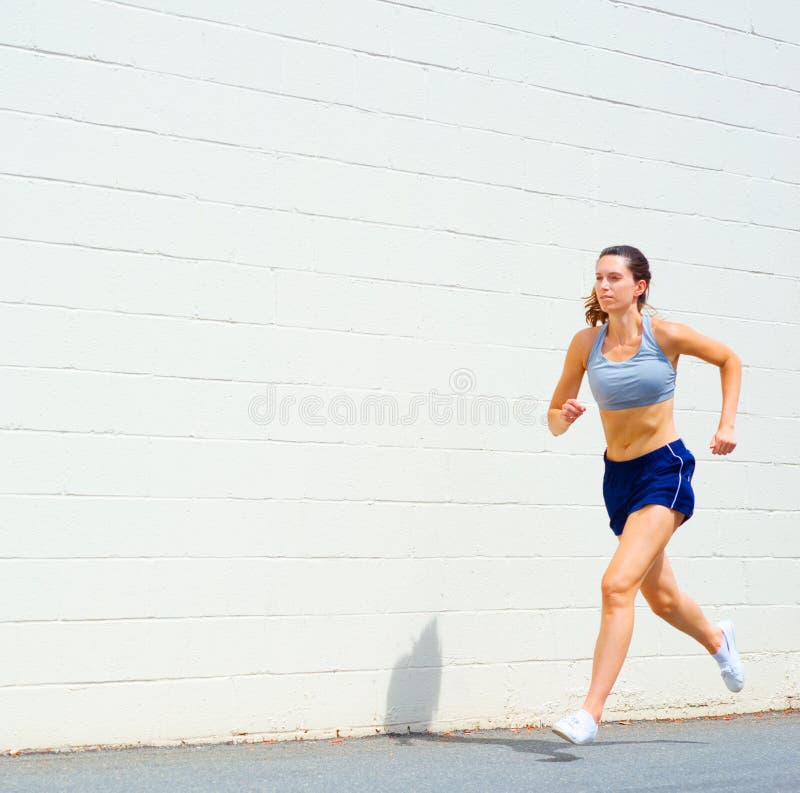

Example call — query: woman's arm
[661,321,742,455]
[548,330,591,436]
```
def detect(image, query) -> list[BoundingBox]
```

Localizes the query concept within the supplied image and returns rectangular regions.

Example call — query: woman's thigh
[605,504,683,594]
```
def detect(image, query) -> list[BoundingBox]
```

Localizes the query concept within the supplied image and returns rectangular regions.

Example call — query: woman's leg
[639,549,724,654]
[581,504,682,723]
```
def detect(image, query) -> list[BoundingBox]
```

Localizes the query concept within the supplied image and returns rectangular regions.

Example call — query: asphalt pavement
[0,710,798,792]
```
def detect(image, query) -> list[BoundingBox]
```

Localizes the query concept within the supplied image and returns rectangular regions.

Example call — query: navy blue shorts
[603,438,696,536]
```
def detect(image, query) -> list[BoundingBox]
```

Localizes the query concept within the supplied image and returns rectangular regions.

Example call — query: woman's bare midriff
[599,397,679,461]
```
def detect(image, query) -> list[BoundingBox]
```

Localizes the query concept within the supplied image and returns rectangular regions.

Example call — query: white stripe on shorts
[665,443,684,509]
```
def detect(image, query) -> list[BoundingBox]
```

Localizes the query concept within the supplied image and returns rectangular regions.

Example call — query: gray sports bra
[586,313,676,410]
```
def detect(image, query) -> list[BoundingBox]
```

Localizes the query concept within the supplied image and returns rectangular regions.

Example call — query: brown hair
[584,244,652,326]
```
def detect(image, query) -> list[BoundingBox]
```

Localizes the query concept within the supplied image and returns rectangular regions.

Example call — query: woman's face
[595,255,641,309]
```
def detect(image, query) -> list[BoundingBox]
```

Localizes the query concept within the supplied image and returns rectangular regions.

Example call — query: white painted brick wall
[2,0,798,751]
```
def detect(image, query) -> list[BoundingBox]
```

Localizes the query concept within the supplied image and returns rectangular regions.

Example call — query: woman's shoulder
[569,324,604,368]
[650,314,690,340]
[649,314,693,358]
[572,324,604,346]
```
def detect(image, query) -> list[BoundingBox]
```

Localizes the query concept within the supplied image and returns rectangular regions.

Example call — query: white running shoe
[551,709,599,745]
[715,619,744,693]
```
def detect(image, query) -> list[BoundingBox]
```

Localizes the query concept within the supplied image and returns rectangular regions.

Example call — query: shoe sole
[551,726,594,745]
[551,726,578,744]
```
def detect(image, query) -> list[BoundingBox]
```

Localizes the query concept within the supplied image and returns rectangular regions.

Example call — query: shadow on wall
[384,618,442,737]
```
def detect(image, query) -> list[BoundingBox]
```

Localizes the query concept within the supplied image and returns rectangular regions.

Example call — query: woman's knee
[600,572,638,605]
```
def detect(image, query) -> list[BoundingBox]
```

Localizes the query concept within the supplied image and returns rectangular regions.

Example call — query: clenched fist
[561,399,587,424]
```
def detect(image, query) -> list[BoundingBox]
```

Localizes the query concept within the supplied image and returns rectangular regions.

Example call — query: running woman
[547,245,744,745]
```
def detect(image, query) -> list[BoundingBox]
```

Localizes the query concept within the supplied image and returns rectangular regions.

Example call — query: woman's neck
[605,309,642,344]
